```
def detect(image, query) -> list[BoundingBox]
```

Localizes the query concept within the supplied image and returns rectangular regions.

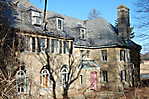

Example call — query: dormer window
[30,9,42,26]
[56,18,64,30]
[76,23,86,39]
[80,28,86,39]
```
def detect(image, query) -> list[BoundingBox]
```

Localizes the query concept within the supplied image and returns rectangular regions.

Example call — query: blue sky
[29,0,148,53]
[30,0,136,24]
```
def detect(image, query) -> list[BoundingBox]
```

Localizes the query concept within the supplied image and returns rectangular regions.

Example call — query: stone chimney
[117,5,130,40]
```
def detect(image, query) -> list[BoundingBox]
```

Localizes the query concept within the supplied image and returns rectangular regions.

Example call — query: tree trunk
[63,88,69,99]
[52,82,57,99]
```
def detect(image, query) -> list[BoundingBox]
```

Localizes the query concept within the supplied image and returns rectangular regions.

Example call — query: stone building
[0,0,141,98]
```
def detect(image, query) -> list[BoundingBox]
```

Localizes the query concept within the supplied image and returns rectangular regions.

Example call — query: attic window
[56,18,64,30]
[31,10,42,26]
[80,28,86,39]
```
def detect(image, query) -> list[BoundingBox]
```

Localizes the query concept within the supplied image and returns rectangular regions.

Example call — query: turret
[117,5,130,40]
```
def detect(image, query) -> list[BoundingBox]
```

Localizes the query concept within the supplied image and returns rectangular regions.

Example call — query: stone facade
[0,0,141,99]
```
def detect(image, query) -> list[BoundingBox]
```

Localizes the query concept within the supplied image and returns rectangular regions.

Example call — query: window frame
[38,38,46,52]
[40,68,50,88]
[80,28,86,39]
[60,65,69,88]
[120,50,126,61]
[101,71,108,83]
[56,18,64,30]
[120,70,126,81]
[16,67,28,94]
[63,41,70,54]
[101,50,108,62]
[31,10,42,26]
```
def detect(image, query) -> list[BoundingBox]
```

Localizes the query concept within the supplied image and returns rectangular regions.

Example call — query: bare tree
[34,50,83,99]
[135,0,149,29]
[135,0,149,53]
[0,1,27,98]
[88,8,101,20]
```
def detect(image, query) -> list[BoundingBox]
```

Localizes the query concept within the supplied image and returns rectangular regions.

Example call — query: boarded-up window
[90,71,97,90]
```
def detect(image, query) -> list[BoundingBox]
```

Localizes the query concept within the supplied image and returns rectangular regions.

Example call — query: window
[57,18,64,30]
[86,50,90,58]
[101,71,108,82]
[51,39,59,53]
[70,41,73,54]
[80,75,83,85]
[46,39,50,52]
[59,40,62,54]
[120,70,126,81]
[31,10,42,26]
[60,65,68,88]
[64,41,69,54]
[101,50,107,61]
[38,38,45,52]
[32,37,36,52]
[16,66,28,94]
[40,67,50,88]
[120,50,126,61]
[25,36,30,51]
[80,28,86,39]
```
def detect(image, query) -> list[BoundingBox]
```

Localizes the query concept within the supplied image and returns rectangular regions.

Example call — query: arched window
[40,66,50,88]
[60,65,68,88]
[16,66,28,94]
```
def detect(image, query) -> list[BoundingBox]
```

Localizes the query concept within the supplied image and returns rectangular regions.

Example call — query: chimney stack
[117,5,130,40]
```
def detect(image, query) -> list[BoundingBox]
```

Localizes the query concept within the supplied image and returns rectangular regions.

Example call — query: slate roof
[0,0,141,50]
